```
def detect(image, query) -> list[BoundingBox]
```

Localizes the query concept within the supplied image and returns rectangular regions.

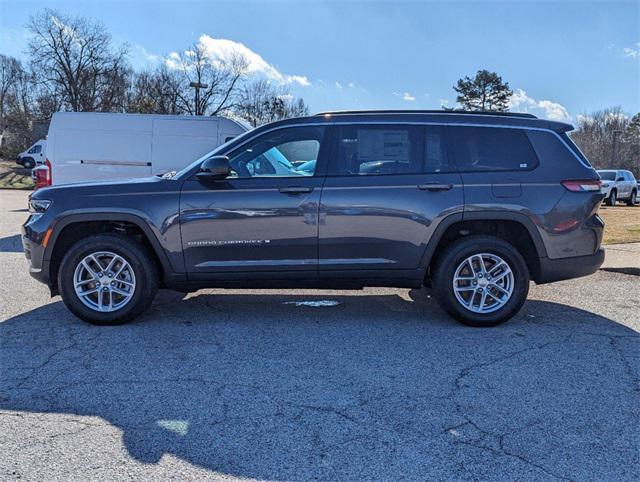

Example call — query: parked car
[34,112,248,188]
[597,169,638,206]
[22,110,605,328]
[16,139,46,169]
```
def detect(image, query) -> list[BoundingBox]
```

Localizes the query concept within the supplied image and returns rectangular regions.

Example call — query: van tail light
[561,179,602,192]
[34,159,52,190]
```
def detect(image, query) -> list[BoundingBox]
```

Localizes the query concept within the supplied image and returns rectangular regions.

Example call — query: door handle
[418,182,453,192]
[279,186,314,194]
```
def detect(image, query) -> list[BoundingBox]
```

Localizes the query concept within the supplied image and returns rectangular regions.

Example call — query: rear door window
[329,125,422,176]
[448,126,539,172]
[424,126,452,173]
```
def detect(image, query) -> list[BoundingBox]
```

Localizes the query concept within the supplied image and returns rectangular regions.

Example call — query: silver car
[597,169,638,206]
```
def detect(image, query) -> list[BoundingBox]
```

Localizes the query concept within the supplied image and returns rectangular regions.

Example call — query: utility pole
[189,82,208,116]
[611,130,622,168]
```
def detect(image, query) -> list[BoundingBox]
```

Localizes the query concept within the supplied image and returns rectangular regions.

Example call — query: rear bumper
[536,248,605,284]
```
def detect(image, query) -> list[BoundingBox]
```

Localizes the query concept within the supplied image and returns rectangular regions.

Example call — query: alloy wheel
[452,253,515,314]
[73,251,136,312]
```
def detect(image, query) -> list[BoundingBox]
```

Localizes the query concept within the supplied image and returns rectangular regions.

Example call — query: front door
[319,124,464,277]
[180,126,327,278]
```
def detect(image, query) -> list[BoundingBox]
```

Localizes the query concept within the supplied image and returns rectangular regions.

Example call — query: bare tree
[0,55,21,123]
[127,65,183,114]
[169,42,248,115]
[571,107,639,176]
[235,79,309,127]
[27,9,129,112]
[0,55,21,150]
[0,55,38,157]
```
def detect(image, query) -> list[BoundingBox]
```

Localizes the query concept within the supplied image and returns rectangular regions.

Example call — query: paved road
[1,190,639,480]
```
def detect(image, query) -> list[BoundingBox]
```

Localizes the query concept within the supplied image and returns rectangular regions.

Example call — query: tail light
[561,179,602,192]
[34,159,52,190]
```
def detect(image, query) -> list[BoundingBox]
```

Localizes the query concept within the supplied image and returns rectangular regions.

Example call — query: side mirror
[197,155,230,180]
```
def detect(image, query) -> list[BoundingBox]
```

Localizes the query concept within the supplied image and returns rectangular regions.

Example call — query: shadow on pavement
[601,267,640,276]
[0,234,22,253]
[1,289,638,479]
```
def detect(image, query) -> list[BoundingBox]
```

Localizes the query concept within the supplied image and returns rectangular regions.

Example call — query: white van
[40,112,247,187]
[16,139,46,169]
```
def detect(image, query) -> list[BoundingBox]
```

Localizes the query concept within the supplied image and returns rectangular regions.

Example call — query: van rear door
[151,118,219,174]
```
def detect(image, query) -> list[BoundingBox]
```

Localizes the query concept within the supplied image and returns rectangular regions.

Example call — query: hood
[30,176,169,201]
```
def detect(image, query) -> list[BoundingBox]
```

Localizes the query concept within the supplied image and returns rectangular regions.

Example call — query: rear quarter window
[526,130,587,169]
[448,126,539,172]
[562,133,592,167]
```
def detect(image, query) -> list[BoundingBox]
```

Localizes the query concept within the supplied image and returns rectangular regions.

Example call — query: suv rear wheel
[626,189,637,206]
[433,235,530,327]
[58,234,158,325]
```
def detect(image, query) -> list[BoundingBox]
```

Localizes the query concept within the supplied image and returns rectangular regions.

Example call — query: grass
[0,160,35,190]
[599,204,640,245]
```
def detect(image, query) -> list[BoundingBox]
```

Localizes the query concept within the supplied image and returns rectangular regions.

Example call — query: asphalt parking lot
[1,189,638,480]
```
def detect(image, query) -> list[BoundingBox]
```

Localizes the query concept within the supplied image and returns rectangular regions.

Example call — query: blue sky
[1,0,638,121]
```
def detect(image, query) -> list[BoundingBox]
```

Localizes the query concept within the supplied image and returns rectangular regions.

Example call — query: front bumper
[22,220,51,288]
[537,248,605,284]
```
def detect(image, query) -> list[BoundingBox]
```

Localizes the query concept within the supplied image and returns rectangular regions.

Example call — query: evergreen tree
[454,70,513,111]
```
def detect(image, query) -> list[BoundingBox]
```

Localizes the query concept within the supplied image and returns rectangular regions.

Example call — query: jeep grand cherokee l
[22,110,605,327]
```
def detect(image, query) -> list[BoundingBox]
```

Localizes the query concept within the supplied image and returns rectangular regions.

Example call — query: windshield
[598,171,616,181]
[174,128,256,179]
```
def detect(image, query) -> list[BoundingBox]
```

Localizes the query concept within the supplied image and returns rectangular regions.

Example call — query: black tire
[432,235,530,327]
[58,234,158,325]
[22,157,35,169]
[606,190,617,206]
[626,190,637,206]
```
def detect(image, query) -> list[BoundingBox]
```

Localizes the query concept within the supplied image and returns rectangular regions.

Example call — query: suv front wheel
[433,235,530,327]
[58,234,158,325]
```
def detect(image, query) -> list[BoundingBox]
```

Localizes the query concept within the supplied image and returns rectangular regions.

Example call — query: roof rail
[315,109,538,119]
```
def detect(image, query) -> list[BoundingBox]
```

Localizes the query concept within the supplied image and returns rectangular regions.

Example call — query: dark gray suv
[22,110,605,327]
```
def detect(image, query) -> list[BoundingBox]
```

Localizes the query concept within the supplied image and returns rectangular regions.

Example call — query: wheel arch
[46,212,179,294]
[421,211,547,283]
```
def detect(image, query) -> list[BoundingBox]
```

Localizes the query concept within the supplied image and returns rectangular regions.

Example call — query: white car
[597,169,638,206]
[34,112,248,188]
[16,139,46,169]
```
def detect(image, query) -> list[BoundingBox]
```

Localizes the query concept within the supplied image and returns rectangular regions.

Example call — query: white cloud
[623,42,640,58]
[286,75,310,86]
[335,81,343,89]
[439,98,451,107]
[509,89,571,121]
[394,91,415,101]
[168,35,310,86]
[131,45,161,67]
[348,82,355,88]
[576,114,593,125]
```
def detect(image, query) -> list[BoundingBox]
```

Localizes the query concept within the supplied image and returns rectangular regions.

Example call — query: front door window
[227,127,324,178]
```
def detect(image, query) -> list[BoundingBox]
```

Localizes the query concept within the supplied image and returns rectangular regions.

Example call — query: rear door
[318,123,463,277]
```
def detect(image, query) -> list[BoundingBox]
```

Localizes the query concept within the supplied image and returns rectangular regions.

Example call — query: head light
[29,199,52,214]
